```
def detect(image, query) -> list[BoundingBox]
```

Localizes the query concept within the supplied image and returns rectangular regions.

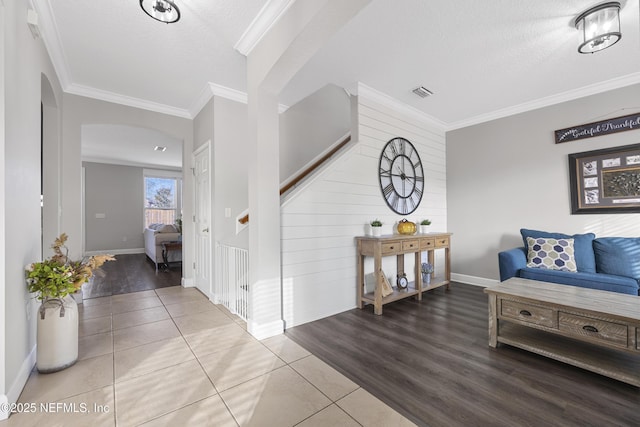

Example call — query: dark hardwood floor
[286,283,640,427]
[82,253,181,299]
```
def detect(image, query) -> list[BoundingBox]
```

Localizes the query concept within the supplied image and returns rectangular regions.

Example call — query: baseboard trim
[181,277,194,288]
[451,273,499,288]
[1,345,37,419]
[84,248,144,256]
[248,319,284,340]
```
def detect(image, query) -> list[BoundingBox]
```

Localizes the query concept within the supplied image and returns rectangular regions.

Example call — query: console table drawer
[435,237,449,248]
[381,242,400,255]
[501,300,555,327]
[420,238,435,249]
[402,240,419,251]
[559,312,628,347]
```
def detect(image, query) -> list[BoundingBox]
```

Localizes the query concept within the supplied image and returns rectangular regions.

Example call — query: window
[144,172,182,228]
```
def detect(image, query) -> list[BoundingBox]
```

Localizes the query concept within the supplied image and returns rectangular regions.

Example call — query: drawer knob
[519,310,532,317]
[583,325,599,333]
[389,246,394,250]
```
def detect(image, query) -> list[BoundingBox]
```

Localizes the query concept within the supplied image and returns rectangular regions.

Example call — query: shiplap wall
[281,94,447,328]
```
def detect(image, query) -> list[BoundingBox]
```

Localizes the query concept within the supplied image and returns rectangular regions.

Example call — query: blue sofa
[498,229,640,296]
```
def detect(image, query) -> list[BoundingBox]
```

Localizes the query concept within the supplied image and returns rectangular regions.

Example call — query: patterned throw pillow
[526,237,577,272]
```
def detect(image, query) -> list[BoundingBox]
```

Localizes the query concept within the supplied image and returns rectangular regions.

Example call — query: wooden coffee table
[485,278,640,386]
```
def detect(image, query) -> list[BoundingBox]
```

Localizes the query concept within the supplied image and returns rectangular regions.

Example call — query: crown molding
[190,82,290,117]
[356,83,448,132]
[33,0,71,89]
[234,0,296,56]
[67,83,192,118]
[447,71,640,130]
[210,82,248,103]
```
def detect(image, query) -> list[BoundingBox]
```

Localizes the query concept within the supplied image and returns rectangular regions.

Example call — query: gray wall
[84,162,144,252]
[213,97,249,248]
[279,84,351,182]
[2,0,64,406]
[447,83,640,283]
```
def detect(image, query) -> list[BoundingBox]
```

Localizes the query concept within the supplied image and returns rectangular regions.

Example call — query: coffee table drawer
[500,300,555,327]
[559,312,627,347]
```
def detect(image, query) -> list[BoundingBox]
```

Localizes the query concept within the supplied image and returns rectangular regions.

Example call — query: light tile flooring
[2,287,416,426]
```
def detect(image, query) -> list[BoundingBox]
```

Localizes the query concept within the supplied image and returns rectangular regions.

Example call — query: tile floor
[2,286,416,426]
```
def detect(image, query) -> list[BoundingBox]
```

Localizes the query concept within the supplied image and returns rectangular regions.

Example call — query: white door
[193,143,211,298]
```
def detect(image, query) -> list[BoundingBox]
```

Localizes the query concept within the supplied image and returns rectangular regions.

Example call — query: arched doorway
[41,73,60,259]
[80,124,184,297]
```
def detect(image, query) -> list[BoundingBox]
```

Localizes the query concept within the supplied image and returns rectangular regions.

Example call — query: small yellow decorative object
[397,219,416,235]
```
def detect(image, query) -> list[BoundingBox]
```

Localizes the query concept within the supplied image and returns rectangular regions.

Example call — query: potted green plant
[419,219,431,234]
[25,234,114,373]
[370,219,383,237]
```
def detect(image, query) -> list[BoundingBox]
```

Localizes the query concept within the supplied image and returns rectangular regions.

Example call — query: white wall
[83,162,145,252]
[1,0,64,414]
[281,93,447,328]
[279,84,351,182]
[213,97,249,249]
[446,83,640,283]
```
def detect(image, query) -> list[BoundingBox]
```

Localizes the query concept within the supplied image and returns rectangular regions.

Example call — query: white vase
[365,224,373,236]
[419,225,430,234]
[37,295,79,373]
[372,226,382,237]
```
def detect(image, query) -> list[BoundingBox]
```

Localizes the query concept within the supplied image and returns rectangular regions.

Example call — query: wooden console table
[485,278,640,386]
[356,233,452,315]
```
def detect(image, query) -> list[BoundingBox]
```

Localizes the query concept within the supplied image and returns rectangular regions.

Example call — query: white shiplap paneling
[281,94,447,327]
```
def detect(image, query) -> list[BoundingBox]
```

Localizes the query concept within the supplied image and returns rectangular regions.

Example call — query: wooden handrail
[238,135,351,224]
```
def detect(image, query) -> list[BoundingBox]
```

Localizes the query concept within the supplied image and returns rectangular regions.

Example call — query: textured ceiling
[37,0,640,130]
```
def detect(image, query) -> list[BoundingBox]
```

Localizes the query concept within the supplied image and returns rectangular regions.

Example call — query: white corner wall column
[247,0,371,339]
[246,86,283,339]
[243,0,372,338]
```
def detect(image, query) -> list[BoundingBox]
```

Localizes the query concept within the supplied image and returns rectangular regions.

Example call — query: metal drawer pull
[389,246,394,250]
[519,310,532,316]
[583,325,599,333]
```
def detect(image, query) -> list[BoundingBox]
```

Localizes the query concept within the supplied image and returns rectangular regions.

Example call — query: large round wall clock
[378,137,424,215]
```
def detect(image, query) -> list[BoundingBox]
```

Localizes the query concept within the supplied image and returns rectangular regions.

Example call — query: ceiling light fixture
[154,146,167,152]
[574,2,621,54]
[140,0,181,24]
[412,86,433,98]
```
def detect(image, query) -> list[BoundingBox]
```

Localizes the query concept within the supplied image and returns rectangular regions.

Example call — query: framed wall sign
[568,143,640,214]
[555,112,640,144]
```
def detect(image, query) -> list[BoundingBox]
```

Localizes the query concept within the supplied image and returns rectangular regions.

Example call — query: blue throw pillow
[526,237,577,272]
[520,228,596,273]
[593,237,640,280]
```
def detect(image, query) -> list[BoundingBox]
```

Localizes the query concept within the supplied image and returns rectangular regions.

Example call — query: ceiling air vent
[154,146,167,152]
[412,86,433,98]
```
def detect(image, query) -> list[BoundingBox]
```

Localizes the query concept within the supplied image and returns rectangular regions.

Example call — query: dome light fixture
[574,2,621,54]
[140,0,181,24]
